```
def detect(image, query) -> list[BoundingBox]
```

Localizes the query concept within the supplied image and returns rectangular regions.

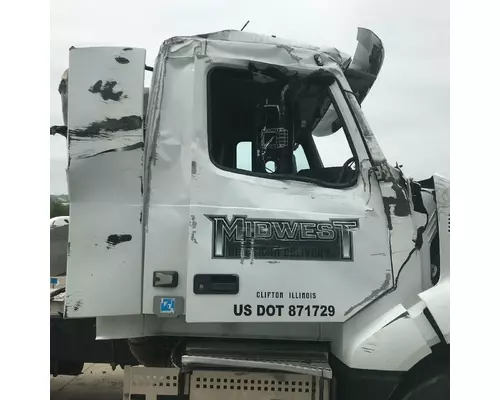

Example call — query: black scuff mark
[382,182,411,231]
[115,56,130,64]
[50,125,68,138]
[364,166,377,204]
[89,80,127,102]
[190,231,198,244]
[70,115,142,139]
[276,44,302,63]
[78,142,144,159]
[382,312,410,329]
[73,300,83,312]
[191,161,197,175]
[189,215,198,229]
[410,180,427,214]
[267,261,280,264]
[139,212,143,223]
[140,176,144,195]
[370,252,386,257]
[344,272,391,316]
[123,47,133,51]
[67,242,71,257]
[106,234,132,249]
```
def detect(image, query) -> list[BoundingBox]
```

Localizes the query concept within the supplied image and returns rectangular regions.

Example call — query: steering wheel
[336,157,356,184]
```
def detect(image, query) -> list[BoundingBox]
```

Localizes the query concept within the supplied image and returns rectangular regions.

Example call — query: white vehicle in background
[50,27,449,400]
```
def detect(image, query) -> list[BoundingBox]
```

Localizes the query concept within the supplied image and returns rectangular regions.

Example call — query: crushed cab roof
[191,29,353,69]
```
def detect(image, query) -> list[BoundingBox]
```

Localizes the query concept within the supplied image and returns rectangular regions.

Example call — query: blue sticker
[160,297,176,314]
[50,278,59,285]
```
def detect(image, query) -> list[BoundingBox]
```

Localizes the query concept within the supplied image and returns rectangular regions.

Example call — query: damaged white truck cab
[54,28,449,400]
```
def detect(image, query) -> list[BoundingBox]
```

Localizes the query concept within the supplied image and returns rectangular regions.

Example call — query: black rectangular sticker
[205,215,358,261]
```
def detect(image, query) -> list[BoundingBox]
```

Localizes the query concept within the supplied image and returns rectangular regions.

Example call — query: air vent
[123,366,179,398]
[189,370,328,400]
[194,376,311,393]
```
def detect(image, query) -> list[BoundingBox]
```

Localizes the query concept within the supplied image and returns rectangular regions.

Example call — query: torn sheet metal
[345,300,439,371]
[419,278,450,344]
[165,29,381,105]
[196,29,348,63]
[65,47,145,318]
[344,28,385,104]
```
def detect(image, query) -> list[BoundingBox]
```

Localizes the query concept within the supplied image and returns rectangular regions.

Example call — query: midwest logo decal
[205,215,359,261]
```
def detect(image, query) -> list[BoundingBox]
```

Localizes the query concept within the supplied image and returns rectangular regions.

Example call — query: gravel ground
[51,364,123,400]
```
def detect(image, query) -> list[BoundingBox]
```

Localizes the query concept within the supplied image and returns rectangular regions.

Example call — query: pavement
[51,364,123,400]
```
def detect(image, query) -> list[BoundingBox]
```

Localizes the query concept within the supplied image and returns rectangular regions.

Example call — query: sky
[50,0,449,194]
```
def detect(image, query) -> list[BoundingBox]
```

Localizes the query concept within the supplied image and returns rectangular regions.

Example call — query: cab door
[185,65,393,323]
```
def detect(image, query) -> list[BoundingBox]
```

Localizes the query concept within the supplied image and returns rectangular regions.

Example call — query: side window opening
[236,141,252,171]
[237,141,310,173]
[294,145,309,172]
[208,67,357,187]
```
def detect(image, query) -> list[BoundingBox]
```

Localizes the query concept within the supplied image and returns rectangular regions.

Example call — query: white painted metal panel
[65,47,145,318]
[140,37,394,323]
[347,302,435,371]
[183,58,393,322]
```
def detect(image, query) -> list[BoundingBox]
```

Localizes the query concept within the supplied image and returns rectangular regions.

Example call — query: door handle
[193,274,239,295]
